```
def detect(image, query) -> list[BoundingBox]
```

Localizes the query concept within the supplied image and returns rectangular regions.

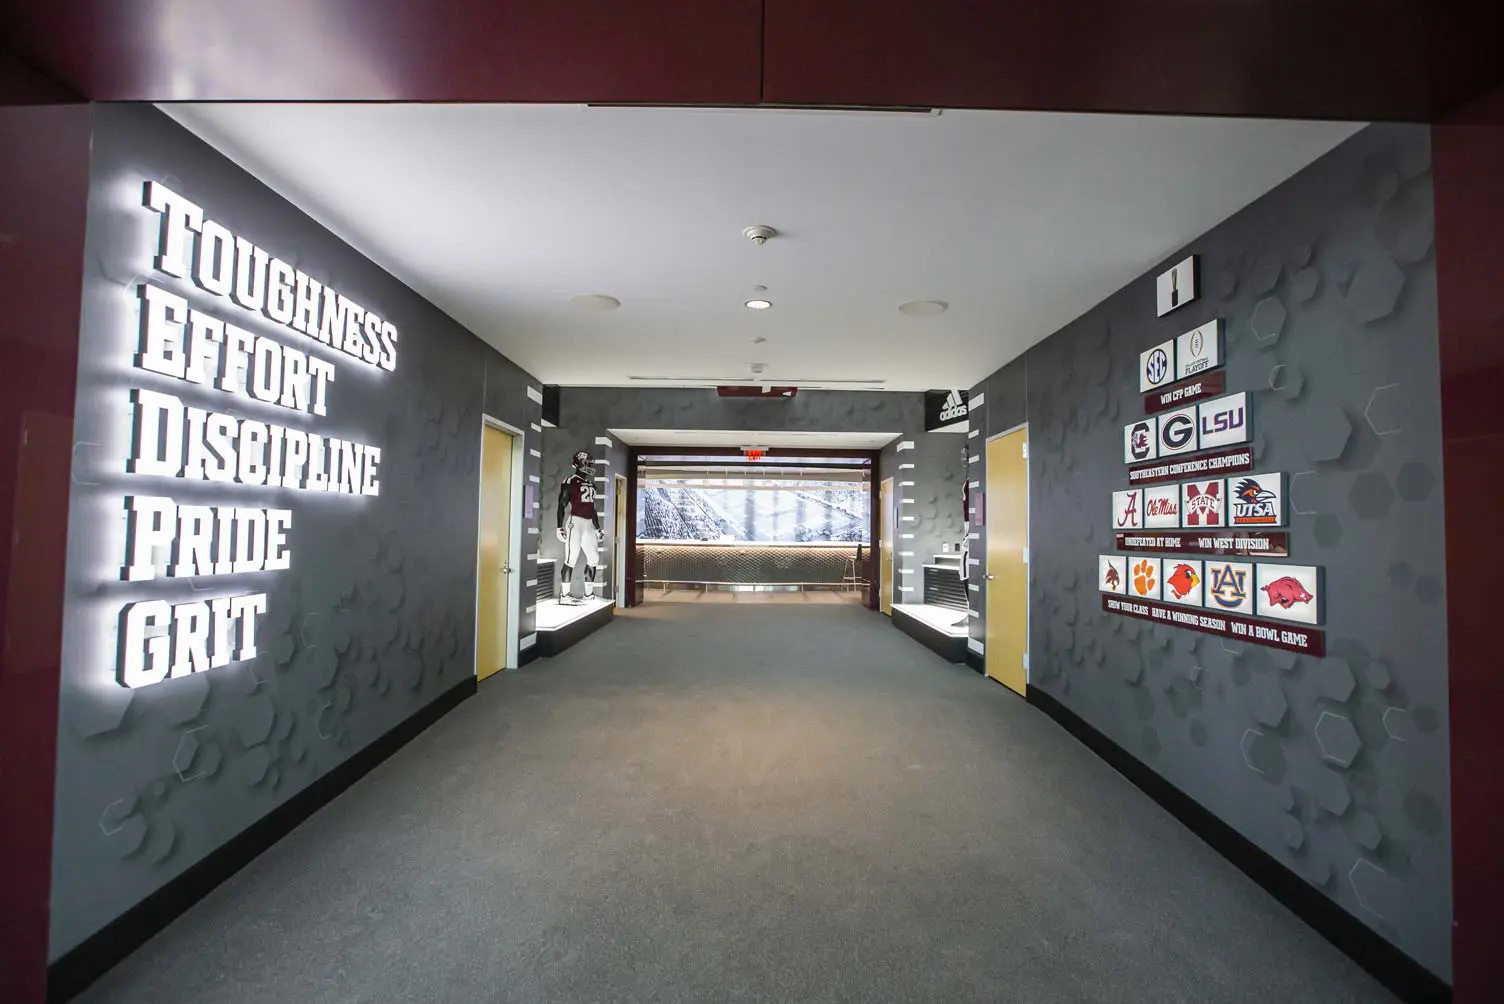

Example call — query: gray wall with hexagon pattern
[49,104,546,960]
[967,122,1452,979]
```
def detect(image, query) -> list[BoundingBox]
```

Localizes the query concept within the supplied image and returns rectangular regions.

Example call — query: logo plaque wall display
[1229,473,1286,527]
[1157,404,1198,457]
[1130,557,1162,600]
[1175,319,1223,380]
[1181,479,1225,527]
[1139,339,1176,393]
[1124,417,1159,463]
[1197,391,1250,449]
[1205,560,1254,615]
[1113,489,1144,529]
[1143,485,1181,528]
[1099,555,1128,594]
[1163,560,1204,606]
[1256,563,1323,625]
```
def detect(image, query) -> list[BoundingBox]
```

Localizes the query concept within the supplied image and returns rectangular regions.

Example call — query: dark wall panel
[0,99,93,1004]
[7,1,763,103]
[975,124,1452,979]
[48,104,542,961]
[1433,84,1504,1003]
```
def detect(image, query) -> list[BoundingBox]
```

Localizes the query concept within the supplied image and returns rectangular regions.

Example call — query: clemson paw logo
[1132,560,1157,596]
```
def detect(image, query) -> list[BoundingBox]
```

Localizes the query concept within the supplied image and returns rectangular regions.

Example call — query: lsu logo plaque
[1181,479,1225,528]
[1197,392,1250,450]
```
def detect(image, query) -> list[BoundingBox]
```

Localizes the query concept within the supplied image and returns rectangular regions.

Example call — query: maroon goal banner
[1101,594,1325,656]
[1115,531,1290,558]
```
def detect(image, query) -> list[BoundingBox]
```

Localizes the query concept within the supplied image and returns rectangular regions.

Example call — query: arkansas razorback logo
[1261,576,1312,609]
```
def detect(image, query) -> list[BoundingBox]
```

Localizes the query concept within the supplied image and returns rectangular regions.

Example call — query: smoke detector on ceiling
[743,225,777,246]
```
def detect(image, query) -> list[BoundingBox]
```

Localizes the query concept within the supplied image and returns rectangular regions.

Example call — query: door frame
[475,415,527,673]
[879,475,896,615]
[983,421,1030,688]
[613,472,627,607]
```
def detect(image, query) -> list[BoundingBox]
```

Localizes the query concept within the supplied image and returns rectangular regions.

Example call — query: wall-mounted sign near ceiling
[1175,319,1223,379]
[1155,255,1198,316]
[924,388,970,431]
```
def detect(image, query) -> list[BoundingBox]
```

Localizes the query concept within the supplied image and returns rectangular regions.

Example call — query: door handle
[986,574,996,580]
[500,565,512,574]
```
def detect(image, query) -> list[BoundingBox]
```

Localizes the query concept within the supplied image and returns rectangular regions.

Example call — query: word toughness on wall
[111,179,396,688]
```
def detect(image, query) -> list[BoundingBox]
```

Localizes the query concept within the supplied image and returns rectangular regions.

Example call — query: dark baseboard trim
[890,607,966,663]
[47,677,478,1003]
[965,649,985,674]
[1025,685,1451,1004]
[536,603,613,657]
[519,645,539,667]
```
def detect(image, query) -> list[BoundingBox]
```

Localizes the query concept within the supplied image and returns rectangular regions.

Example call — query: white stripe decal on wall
[968,638,984,653]
[530,422,542,433]
[896,440,915,451]
[526,579,538,587]
[968,429,979,438]
[526,386,544,404]
[595,436,613,447]
[900,481,915,487]
[529,448,541,458]
[901,533,916,539]
[968,392,985,410]
[969,455,981,464]
[520,634,537,650]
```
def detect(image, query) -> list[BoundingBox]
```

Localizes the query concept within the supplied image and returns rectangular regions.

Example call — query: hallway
[82,605,1394,1003]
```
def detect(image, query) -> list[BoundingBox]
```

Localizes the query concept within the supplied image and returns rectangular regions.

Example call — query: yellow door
[476,424,513,681]
[880,477,895,614]
[985,427,1028,696]
[614,474,627,604]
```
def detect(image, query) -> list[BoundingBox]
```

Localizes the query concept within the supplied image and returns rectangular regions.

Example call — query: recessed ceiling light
[570,294,621,312]
[750,336,767,344]
[752,285,768,293]
[745,299,772,310]
[898,300,948,317]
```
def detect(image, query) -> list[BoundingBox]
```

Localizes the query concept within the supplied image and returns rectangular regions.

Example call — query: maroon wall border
[1101,595,1325,657]
[0,100,93,1004]
[1434,84,1504,1002]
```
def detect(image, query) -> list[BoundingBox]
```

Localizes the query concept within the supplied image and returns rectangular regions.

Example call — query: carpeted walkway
[80,604,1396,1003]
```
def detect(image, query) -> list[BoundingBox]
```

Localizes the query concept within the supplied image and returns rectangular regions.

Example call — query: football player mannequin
[555,450,605,605]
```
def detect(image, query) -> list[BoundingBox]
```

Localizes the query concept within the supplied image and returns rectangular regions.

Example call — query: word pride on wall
[115,181,398,689]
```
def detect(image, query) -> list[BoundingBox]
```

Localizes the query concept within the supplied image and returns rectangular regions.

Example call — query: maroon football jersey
[566,475,598,519]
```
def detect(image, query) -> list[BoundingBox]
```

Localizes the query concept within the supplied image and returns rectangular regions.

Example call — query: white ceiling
[163,104,1363,392]
[611,429,898,449]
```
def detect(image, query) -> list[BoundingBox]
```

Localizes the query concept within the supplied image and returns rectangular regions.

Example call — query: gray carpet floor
[80,603,1396,1003]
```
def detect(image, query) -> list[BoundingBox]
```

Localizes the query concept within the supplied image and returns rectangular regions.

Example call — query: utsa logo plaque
[1255,563,1323,625]
[1112,489,1144,529]
[1181,479,1225,527]
[1230,473,1285,527]
[1098,555,1128,594]
[1124,417,1158,463]
[1205,560,1254,615]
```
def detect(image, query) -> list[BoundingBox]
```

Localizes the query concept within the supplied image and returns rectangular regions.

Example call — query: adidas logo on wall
[927,388,971,430]
[939,390,967,422]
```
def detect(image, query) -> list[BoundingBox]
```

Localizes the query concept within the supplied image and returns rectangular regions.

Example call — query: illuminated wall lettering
[110,179,396,688]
